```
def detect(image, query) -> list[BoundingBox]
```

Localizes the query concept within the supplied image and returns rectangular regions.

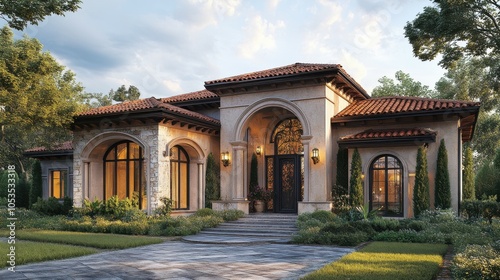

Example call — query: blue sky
[13,0,445,98]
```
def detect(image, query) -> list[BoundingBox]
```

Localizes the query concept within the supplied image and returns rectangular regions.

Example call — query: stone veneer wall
[72,125,160,213]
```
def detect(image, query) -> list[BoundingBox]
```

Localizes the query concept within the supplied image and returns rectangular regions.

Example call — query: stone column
[197,162,204,209]
[231,141,247,200]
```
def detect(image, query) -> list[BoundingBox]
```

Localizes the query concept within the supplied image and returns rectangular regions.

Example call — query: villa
[26,63,480,217]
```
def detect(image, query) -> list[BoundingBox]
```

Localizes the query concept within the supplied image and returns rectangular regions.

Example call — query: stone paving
[0,241,354,279]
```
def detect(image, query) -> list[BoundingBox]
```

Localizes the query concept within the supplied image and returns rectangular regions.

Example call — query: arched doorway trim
[232,98,312,142]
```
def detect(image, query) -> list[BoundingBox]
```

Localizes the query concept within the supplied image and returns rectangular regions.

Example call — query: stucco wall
[334,118,462,217]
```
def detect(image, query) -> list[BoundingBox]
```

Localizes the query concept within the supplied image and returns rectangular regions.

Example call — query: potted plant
[248,185,273,213]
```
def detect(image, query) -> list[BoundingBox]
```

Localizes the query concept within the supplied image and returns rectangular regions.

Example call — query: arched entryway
[369,155,404,217]
[266,118,304,213]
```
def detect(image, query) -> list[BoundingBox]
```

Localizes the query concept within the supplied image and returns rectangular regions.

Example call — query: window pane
[180,163,188,209]
[106,147,115,160]
[61,170,68,198]
[105,162,115,198]
[129,143,141,159]
[117,161,127,199]
[170,147,178,160]
[117,143,128,160]
[171,162,179,208]
[52,171,61,199]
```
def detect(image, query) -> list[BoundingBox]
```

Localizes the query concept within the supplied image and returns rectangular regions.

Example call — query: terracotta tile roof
[78,97,161,117]
[161,90,218,103]
[334,96,480,119]
[205,63,343,84]
[25,141,73,153]
[338,128,438,148]
[75,96,220,127]
[340,128,437,141]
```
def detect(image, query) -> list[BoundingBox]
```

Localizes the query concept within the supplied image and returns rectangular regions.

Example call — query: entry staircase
[182,213,298,244]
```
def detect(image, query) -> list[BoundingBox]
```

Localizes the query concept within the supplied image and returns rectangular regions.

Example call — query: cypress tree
[349,148,363,207]
[204,153,220,208]
[336,147,349,195]
[17,174,30,208]
[249,153,258,193]
[29,160,43,208]
[435,139,451,209]
[462,146,475,200]
[414,146,430,216]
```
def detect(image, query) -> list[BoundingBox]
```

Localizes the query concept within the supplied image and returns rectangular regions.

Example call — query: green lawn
[302,242,449,280]
[15,230,164,249]
[0,241,98,268]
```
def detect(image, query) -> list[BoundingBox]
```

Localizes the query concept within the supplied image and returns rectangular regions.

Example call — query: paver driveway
[1,241,354,279]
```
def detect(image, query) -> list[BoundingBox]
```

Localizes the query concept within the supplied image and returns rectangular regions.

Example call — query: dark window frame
[369,154,404,217]
[103,140,144,209]
[170,145,190,210]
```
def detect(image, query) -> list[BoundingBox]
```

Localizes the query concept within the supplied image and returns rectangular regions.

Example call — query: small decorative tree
[29,160,43,208]
[435,139,451,209]
[249,153,258,194]
[463,146,475,200]
[349,148,363,207]
[413,146,430,216]
[204,153,220,208]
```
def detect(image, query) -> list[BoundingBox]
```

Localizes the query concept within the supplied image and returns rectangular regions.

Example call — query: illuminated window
[170,146,189,210]
[103,141,145,209]
[50,170,67,199]
[370,155,403,217]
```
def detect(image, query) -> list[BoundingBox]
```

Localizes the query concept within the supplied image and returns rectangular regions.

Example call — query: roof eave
[338,135,436,148]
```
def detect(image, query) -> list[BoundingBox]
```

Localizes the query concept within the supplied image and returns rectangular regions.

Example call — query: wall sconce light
[221,151,230,167]
[256,146,262,156]
[311,148,320,164]
[162,150,168,157]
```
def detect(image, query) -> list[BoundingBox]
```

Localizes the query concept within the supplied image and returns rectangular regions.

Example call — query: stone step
[203,227,298,235]
[182,214,299,244]
[197,230,294,238]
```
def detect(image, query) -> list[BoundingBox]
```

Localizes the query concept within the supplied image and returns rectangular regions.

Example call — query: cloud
[339,50,369,90]
[238,15,285,59]
[175,0,241,29]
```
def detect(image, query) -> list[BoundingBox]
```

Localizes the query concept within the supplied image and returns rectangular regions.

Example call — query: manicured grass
[0,241,98,268]
[15,230,164,249]
[302,242,449,280]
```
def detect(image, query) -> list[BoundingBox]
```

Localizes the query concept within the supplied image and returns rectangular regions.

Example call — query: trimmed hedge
[461,199,500,223]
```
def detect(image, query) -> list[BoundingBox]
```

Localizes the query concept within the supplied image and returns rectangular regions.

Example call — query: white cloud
[163,80,182,93]
[339,50,368,85]
[238,15,285,59]
[183,0,242,29]
[268,0,281,10]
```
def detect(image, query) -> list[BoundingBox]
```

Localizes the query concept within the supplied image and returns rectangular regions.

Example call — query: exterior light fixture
[256,146,262,156]
[221,152,230,167]
[311,148,320,164]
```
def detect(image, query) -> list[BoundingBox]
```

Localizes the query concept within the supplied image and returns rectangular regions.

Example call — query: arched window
[170,146,189,210]
[271,118,303,155]
[370,155,403,217]
[103,141,145,209]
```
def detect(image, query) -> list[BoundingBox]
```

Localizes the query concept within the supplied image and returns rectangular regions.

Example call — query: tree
[493,148,500,201]
[414,146,430,216]
[82,92,113,108]
[463,146,475,200]
[405,0,500,68]
[249,153,258,191]
[349,148,363,207]
[29,160,42,208]
[110,85,141,102]
[372,70,435,98]
[204,153,220,208]
[435,139,451,208]
[335,147,349,196]
[0,26,85,172]
[0,0,81,30]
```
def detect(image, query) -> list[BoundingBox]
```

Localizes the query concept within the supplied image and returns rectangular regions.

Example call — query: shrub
[452,244,500,280]
[216,209,245,221]
[371,218,402,232]
[310,210,336,223]
[29,160,43,208]
[349,148,363,207]
[462,199,500,223]
[335,147,349,194]
[399,219,427,232]
[413,146,430,217]
[32,197,72,215]
[154,197,173,217]
[194,208,215,217]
